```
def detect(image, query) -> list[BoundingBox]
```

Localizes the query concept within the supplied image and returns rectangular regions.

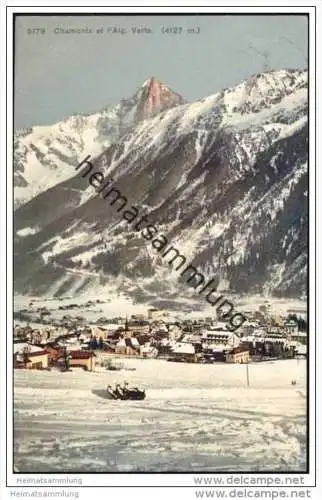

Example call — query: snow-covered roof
[263,337,286,344]
[156,324,168,332]
[202,330,231,338]
[295,344,307,355]
[116,338,126,347]
[253,330,266,336]
[13,343,44,355]
[290,331,307,337]
[213,321,229,329]
[242,321,258,327]
[78,333,91,340]
[68,343,83,351]
[99,324,120,331]
[172,342,195,354]
[241,336,256,342]
[181,334,195,343]
[140,345,157,353]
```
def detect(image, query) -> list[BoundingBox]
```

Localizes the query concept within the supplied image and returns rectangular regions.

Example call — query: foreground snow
[14,359,306,473]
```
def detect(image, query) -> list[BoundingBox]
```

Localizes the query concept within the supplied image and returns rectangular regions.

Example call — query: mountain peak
[143,76,162,87]
[223,68,307,115]
[135,77,185,120]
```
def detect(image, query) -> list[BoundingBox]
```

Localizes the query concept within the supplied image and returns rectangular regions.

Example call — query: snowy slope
[14,69,308,299]
[14,77,185,209]
[14,358,306,472]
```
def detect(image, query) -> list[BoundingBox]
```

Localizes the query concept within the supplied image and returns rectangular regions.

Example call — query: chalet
[14,343,49,370]
[211,321,230,330]
[44,345,63,365]
[201,329,240,348]
[131,313,146,321]
[289,331,307,345]
[167,324,183,341]
[90,325,109,340]
[115,337,140,356]
[295,344,307,357]
[140,344,158,358]
[238,321,259,337]
[169,342,196,363]
[127,319,151,335]
[284,320,299,337]
[226,347,250,364]
[181,333,202,344]
[148,308,168,320]
[69,350,96,371]
[201,344,228,362]
[103,343,116,354]
[148,308,159,320]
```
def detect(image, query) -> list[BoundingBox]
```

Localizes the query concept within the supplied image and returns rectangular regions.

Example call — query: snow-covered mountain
[14,69,308,301]
[14,77,184,209]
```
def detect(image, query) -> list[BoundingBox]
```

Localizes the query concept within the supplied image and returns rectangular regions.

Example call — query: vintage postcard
[2,4,318,498]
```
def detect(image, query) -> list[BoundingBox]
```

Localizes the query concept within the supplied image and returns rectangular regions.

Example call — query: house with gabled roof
[14,342,49,370]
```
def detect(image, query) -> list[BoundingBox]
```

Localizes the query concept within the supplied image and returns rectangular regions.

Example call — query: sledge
[92,384,146,401]
[124,388,146,400]
[110,384,146,400]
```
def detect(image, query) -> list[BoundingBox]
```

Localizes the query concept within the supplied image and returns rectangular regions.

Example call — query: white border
[1,1,318,495]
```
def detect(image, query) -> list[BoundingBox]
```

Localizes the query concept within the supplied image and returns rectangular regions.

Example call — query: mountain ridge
[14,77,185,209]
[14,68,308,301]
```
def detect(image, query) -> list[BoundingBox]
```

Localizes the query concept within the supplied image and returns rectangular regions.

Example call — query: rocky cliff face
[134,77,185,120]
[14,69,308,301]
[14,78,185,209]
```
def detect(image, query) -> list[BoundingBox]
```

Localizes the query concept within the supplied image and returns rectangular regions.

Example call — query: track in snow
[13,358,307,472]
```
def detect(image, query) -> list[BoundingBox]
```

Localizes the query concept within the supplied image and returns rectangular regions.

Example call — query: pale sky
[14,14,308,130]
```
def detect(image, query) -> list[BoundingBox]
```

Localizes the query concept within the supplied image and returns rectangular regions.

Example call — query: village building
[226,347,250,364]
[208,347,227,362]
[103,343,116,355]
[180,333,203,353]
[148,308,169,320]
[237,320,259,337]
[294,343,307,356]
[266,327,286,337]
[14,343,49,369]
[90,325,109,341]
[289,330,307,345]
[169,342,196,362]
[211,320,231,330]
[284,320,299,337]
[201,329,240,348]
[68,350,96,371]
[167,324,182,341]
[127,319,151,335]
[140,344,158,358]
[148,308,159,320]
[115,337,140,357]
[131,313,146,321]
[181,333,202,344]
[44,345,63,366]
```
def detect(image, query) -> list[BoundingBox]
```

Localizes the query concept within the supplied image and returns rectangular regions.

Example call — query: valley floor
[13,358,307,473]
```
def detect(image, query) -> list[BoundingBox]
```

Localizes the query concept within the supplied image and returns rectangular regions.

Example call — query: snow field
[14,358,307,472]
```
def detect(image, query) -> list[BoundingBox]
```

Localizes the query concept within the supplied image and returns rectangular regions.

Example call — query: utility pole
[246,363,250,387]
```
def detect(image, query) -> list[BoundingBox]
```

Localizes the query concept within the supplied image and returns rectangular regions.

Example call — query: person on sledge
[131,386,146,399]
[122,381,130,397]
[106,384,118,399]
[114,383,128,399]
